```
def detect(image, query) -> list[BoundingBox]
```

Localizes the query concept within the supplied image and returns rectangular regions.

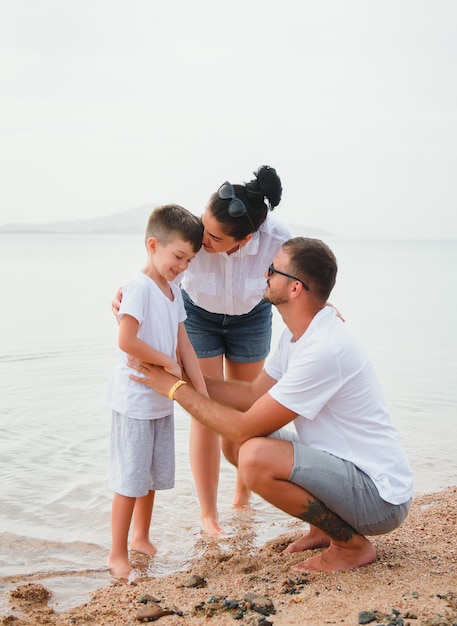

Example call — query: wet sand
[2,486,456,625]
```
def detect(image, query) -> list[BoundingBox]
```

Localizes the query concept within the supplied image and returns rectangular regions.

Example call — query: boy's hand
[165,362,182,379]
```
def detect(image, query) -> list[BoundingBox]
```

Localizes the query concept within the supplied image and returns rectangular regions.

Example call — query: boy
[104,204,207,578]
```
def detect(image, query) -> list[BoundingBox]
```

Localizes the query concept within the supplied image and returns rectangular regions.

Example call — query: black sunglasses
[267,263,310,291]
[218,181,255,231]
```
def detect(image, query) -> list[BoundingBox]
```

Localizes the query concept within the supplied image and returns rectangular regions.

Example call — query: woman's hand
[112,287,123,321]
[128,360,178,398]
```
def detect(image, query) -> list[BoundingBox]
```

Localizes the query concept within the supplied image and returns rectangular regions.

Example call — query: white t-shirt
[266,306,414,505]
[181,213,292,315]
[105,272,186,420]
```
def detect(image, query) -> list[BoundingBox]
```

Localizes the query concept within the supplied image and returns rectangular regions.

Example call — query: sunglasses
[267,264,310,291]
[218,181,255,231]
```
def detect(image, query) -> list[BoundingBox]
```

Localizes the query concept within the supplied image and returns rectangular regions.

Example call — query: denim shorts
[271,429,411,536]
[182,289,272,362]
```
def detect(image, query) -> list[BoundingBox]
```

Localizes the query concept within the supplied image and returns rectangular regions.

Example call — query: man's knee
[238,438,268,485]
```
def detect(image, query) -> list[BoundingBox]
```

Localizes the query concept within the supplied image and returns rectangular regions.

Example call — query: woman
[114,165,292,535]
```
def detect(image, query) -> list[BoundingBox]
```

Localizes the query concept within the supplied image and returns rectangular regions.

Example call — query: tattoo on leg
[298,499,356,542]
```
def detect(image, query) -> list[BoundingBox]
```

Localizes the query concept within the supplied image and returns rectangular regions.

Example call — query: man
[129,237,414,572]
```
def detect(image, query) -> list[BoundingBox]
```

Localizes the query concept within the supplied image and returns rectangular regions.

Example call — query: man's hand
[128,360,178,398]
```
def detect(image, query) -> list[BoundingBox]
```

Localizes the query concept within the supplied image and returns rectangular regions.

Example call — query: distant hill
[0,204,155,234]
[0,204,331,237]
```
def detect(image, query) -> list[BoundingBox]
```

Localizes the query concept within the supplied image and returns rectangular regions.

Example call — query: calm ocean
[1,234,456,611]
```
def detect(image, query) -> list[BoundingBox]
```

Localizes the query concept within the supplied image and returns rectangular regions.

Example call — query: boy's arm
[176,322,208,397]
[119,315,180,376]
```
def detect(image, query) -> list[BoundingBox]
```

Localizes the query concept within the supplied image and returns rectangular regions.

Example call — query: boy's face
[147,236,197,281]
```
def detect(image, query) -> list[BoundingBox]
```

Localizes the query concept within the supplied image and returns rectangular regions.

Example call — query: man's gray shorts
[109,411,175,498]
[272,429,411,536]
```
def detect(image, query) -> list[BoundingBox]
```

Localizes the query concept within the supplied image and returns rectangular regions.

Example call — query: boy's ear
[146,236,159,252]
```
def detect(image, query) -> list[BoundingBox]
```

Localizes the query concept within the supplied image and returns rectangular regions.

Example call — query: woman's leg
[190,354,224,535]
[225,358,265,508]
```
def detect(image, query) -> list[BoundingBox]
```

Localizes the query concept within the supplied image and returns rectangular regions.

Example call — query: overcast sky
[1,1,456,239]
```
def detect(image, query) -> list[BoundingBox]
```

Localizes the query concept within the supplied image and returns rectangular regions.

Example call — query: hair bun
[246,165,282,209]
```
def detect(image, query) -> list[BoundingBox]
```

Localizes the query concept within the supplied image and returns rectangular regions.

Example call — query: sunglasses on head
[218,181,255,231]
[267,264,310,291]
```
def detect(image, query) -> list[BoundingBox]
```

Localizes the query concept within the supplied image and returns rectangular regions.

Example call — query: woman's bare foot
[201,516,225,536]
[107,553,132,579]
[282,527,330,554]
[233,475,251,509]
[232,495,251,509]
[130,538,157,555]
[290,536,377,572]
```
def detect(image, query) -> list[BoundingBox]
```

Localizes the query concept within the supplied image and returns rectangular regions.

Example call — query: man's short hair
[283,237,337,301]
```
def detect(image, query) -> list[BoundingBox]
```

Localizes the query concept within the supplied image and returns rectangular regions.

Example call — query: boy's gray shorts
[109,411,175,498]
[271,429,411,536]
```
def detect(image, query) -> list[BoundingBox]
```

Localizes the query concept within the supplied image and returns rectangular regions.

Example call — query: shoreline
[2,486,456,625]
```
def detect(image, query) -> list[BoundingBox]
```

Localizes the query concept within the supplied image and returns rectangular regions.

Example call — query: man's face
[263,249,292,306]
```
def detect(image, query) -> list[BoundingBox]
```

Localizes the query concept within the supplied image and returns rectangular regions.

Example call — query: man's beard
[264,286,288,306]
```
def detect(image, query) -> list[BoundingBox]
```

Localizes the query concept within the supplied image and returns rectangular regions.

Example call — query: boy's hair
[145,204,203,253]
[282,237,337,301]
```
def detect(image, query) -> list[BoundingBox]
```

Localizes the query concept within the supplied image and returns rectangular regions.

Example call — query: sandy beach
[2,486,456,626]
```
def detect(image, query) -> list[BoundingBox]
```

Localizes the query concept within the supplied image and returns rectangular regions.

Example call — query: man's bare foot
[201,516,224,536]
[290,537,377,572]
[130,539,157,555]
[107,554,132,579]
[282,527,330,554]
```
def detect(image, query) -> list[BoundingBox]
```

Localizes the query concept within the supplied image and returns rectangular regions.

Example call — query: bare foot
[290,537,377,572]
[107,554,132,579]
[232,498,251,510]
[201,516,225,537]
[232,487,251,509]
[130,539,157,555]
[282,528,330,554]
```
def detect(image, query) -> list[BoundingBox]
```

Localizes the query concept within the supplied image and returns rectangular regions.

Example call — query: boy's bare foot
[282,527,330,554]
[130,539,157,555]
[201,516,224,537]
[290,537,377,572]
[107,554,132,579]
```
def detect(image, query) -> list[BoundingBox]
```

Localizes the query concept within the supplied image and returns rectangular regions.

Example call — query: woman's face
[201,209,250,254]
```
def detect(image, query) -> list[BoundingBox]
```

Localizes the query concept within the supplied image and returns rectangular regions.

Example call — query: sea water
[1,234,456,611]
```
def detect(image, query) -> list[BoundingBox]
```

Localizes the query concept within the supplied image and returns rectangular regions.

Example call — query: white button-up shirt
[181,213,292,315]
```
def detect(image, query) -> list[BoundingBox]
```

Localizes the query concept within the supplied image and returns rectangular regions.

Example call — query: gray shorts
[272,429,411,536]
[109,411,175,498]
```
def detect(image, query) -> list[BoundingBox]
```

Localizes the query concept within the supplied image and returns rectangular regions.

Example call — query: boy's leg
[131,490,157,555]
[108,492,136,578]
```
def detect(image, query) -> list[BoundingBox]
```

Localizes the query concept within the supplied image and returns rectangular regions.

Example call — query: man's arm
[204,370,277,412]
[128,361,297,445]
